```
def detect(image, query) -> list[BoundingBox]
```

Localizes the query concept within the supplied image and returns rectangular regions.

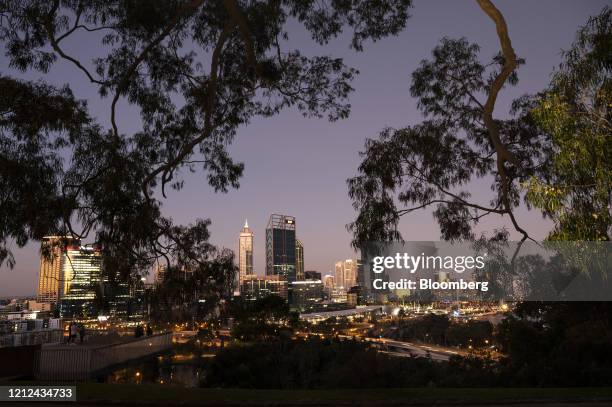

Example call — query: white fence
[35,332,173,381]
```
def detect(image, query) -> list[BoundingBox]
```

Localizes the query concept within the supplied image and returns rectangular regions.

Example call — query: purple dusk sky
[1,1,608,297]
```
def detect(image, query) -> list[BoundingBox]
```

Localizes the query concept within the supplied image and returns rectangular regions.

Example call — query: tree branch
[475,0,529,243]
[222,0,261,76]
[402,160,506,215]
[109,0,204,138]
[141,20,234,201]
[44,0,108,85]
[475,0,518,165]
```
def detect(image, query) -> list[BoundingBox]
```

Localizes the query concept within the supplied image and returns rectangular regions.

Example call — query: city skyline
[0,1,609,399]
[1,1,608,297]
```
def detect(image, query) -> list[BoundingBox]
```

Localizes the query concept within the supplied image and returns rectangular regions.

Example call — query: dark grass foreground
[5,383,612,405]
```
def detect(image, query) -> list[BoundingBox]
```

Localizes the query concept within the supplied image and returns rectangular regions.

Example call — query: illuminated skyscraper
[334,261,344,290]
[295,239,304,281]
[37,236,80,304]
[265,214,296,282]
[238,219,254,286]
[334,259,358,291]
[59,244,102,318]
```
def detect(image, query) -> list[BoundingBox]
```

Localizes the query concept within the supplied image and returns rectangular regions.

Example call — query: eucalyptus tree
[349,4,610,248]
[0,0,413,295]
[350,1,559,248]
[525,7,611,241]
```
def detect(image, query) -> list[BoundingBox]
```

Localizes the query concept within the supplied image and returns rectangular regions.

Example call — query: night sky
[1,1,608,296]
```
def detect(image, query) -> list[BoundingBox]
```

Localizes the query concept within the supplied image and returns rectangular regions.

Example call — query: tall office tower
[238,219,254,287]
[59,244,103,317]
[37,236,80,304]
[334,261,344,290]
[344,259,358,289]
[334,259,358,291]
[265,214,296,282]
[295,239,304,281]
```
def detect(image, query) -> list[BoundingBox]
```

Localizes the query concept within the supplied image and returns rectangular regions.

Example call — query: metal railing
[0,329,63,348]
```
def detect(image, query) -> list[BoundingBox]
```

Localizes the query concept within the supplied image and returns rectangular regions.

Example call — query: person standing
[78,324,86,344]
[65,323,72,344]
[70,323,78,343]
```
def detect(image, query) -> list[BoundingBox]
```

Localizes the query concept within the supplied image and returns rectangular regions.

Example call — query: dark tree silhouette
[348,1,555,249]
[228,294,298,340]
[148,243,235,322]
[0,1,413,291]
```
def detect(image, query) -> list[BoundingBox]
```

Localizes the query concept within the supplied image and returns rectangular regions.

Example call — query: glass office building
[37,236,80,305]
[59,244,103,318]
[265,214,297,282]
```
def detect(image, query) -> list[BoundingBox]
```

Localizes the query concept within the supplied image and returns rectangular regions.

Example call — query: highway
[337,334,469,362]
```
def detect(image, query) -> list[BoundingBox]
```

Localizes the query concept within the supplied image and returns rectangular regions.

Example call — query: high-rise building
[334,259,358,291]
[334,261,344,290]
[238,219,254,287]
[295,239,304,281]
[37,236,80,304]
[59,244,102,318]
[265,214,296,282]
